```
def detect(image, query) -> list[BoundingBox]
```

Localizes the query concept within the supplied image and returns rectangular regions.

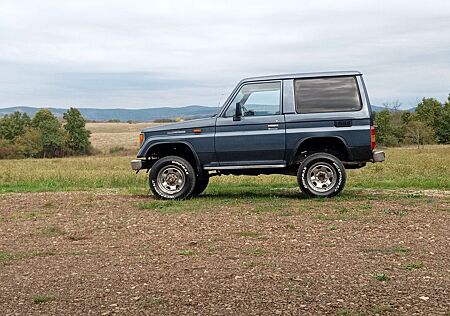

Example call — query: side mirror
[233,102,242,121]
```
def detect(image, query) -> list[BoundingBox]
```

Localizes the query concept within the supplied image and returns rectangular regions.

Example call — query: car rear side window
[294,76,362,113]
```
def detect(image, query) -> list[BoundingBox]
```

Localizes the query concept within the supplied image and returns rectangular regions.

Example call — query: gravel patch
[0,191,449,315]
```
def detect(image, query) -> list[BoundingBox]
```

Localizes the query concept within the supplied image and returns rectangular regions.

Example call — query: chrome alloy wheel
[156,165,186,195]
[306,162,337,193]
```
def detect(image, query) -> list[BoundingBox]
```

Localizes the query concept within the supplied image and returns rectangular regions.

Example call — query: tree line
[0,108,91,159]
[374,95,450,147]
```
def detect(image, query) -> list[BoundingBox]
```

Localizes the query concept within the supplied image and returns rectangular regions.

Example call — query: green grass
[141,297,166,308]
[0,251,56,263]
[405,262,424,270]
[177,249,195,256]
[246,248,268,256]
[40,225,66,236]
[1,146,450,194]
[32,295,51,304]
[0,211,45,222]
[375,273,389,281]
[0,251,14,262]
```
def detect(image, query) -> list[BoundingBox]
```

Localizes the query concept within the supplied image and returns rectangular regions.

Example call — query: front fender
[137,137,201,172]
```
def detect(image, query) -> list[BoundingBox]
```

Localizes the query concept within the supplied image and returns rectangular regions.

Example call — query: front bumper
[131,159,143,171]
[131,159,154,171]
[372,151,385,162]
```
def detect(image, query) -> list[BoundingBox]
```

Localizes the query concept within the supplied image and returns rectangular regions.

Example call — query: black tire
[297,153,346,198]
[192,172,209,196]
[149,156,196,199]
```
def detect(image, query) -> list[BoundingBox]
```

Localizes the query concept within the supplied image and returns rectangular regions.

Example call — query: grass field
[1,146,450,194]
[86,122,158,153]
[1,124,449,315]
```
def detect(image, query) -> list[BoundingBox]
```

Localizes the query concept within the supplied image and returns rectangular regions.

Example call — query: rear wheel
[297,153,346,198]
[192,172,209,196]
[149,156,196,199]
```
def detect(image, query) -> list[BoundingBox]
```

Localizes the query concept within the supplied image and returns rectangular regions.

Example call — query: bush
[0,140,21,159]
[383,134,400,147]
[14,128,44,158]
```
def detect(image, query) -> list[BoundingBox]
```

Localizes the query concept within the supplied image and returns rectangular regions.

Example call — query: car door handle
[268,124,279,129]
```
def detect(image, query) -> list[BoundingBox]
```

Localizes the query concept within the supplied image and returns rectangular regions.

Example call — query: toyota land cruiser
[131,71,385,199]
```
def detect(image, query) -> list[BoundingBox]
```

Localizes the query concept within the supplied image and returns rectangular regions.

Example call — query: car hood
[141,117,216,133]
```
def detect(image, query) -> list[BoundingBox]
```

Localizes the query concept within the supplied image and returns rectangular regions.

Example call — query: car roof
[240,70,362,83]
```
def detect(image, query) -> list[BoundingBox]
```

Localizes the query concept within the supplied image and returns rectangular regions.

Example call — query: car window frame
[221,80,283,118]
[294,76,363,114]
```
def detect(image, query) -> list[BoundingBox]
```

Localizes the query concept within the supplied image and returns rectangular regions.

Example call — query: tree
[404,120,435,148]
[401,111,412,125]
[374,109,391,144]
[435,100,450,144]
[63,108,91,154]
[0,111,31,142]
[415,97,443,130]
[31,109,65,157]
[374,109,402,146]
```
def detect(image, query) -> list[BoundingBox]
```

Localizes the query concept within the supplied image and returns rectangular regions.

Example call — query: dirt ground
[0,191,449,315]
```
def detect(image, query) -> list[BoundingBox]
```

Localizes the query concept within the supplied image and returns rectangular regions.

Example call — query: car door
[215,81,286,166]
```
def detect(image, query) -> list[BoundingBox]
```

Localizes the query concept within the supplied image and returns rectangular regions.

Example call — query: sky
[0,0,449,109]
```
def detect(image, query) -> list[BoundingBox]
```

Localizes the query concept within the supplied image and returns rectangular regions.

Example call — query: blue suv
[131,71,385,199]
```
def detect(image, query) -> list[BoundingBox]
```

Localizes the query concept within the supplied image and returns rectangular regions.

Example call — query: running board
[203,164,286,170]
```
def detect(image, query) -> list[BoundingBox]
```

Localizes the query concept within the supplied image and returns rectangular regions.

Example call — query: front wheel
[149,156,197,199]
[297,153,346,198]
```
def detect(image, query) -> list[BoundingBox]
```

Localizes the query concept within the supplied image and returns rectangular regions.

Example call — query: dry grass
[86,122,159,134]
[87,122,161,153]
[90,132,140,152]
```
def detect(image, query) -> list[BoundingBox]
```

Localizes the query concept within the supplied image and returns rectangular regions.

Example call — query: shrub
[0,140,21,159]
[14,128,44,158]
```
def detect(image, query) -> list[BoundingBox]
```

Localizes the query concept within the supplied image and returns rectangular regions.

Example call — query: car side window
[294,76,362,113]
[224,82,281,117]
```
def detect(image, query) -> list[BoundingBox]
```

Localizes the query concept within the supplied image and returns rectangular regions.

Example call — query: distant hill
[0,106,218,122]
[371,105,385,112]
[371,105,416,112]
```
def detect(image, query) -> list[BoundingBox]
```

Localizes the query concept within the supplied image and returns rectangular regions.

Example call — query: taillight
[370,126,376,150]
[139,133,144,146]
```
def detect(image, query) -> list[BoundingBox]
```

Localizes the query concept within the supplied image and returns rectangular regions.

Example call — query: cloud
[0,0,449,108]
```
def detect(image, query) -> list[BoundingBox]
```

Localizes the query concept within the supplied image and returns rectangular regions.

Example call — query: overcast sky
[1,0,449,109]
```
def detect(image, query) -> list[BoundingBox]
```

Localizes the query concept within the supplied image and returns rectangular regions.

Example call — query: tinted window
[294,77,361,113]
[224,82,281,117]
